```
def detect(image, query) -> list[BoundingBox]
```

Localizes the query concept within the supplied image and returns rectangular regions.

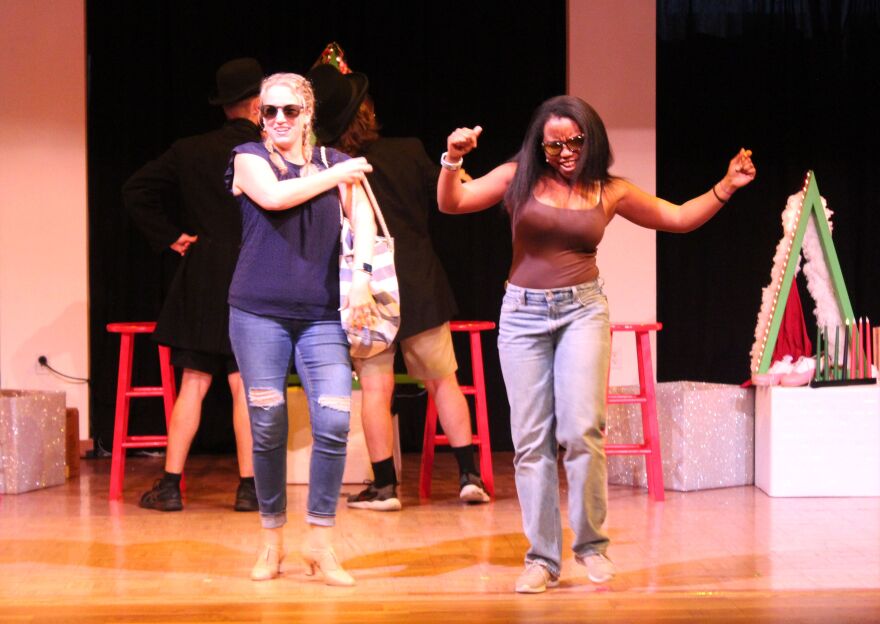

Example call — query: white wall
[0,0,89,435]
[568,0,657,384]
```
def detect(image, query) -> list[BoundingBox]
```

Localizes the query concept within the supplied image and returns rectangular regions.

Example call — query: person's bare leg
[139,368,212,511]
[346,371,401,510]
[425,373,490,503]
[164,369,213,473]
[425,373,471,446]
[357,372,396,462]
[228,372,253,477]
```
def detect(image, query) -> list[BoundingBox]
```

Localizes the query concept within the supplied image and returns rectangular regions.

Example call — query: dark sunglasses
[261,104,303,120]
[541,133,585,157]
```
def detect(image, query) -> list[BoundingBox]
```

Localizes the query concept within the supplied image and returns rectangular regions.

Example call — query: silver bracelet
[440,151,463,171]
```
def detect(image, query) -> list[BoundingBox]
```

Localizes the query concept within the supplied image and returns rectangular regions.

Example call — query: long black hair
[504,95,614,212]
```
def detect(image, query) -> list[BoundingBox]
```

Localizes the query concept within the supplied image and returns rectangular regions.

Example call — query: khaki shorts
[354,322,458,381]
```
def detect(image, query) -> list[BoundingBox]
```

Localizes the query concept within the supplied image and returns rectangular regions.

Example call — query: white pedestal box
[755,385,880,497]
[286,387,401,485]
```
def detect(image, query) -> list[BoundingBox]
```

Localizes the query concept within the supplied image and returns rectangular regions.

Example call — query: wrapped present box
[286,387,400,484]
[607,381,755,492]
[0,389,67,494]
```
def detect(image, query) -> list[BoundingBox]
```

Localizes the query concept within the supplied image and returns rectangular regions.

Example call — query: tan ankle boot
[301,547,355,586]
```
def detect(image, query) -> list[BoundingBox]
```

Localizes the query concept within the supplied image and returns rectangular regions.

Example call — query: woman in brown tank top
[438,95,755,594]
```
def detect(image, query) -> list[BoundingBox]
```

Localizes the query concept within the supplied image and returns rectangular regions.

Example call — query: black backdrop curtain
[657,1,880,383]
[87,1,565,455]
[89,1,880,457]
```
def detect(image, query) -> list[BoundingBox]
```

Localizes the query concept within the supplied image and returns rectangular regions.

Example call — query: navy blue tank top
[225,142,347,320]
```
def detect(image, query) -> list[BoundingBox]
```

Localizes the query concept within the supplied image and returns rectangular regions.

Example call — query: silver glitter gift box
[0,389,67,494]
[607,381,755,491]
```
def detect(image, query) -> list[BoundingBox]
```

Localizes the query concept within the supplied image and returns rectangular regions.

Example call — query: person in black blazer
[123,58,264,513]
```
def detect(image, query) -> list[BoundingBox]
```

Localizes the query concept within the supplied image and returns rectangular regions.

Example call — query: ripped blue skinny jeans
[229,306,351,529]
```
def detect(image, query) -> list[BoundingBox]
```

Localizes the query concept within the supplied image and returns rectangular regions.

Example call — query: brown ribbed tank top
[507,192,607,289]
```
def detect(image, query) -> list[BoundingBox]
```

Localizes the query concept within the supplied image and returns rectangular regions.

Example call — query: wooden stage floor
[1,452,879,623]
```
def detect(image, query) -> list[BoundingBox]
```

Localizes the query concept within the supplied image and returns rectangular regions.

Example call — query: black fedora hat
[209,57,263,106]
[306,64,369,144]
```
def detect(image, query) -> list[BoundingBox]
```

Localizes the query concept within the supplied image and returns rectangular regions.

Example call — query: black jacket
[123,118,261,354]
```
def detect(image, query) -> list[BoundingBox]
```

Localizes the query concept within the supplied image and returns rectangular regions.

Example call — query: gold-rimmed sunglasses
[541,133,585,157]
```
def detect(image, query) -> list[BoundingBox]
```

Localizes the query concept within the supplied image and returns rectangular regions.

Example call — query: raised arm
[437,126,516,214]
[613,149,756,233]
[231,153,373,211]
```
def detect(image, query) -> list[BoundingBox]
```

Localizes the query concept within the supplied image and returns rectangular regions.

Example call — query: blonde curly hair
[260,73,316,176]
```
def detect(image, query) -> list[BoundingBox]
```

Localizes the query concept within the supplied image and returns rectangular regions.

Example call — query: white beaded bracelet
[440,152,463,171]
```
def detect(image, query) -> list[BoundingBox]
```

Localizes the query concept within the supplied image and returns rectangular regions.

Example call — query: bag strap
[359,177,392,240]
[319,147,344,227]
[319,147,393,240]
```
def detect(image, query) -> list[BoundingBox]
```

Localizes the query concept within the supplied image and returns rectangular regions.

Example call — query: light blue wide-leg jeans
[498,280,611,577]
[229,306,352,529]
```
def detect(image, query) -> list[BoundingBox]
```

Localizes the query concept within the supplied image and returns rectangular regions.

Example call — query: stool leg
[470,330,494,497]
[109,333,134,500]
[420,397,439,499]
[636,330,665,502]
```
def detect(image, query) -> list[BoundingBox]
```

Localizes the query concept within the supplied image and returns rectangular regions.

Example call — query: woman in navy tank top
[227,72,377,586]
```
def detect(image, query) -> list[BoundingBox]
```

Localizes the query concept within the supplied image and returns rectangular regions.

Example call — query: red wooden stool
[606,322,665,501]
[420,320,496,499]
[106,322,177,500]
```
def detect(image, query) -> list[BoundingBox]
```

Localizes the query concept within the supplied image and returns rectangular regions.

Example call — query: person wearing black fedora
[307,59,491,511]
[123,57,265,513]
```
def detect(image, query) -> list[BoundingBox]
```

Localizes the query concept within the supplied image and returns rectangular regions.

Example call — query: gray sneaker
[515,562,559,594]
[578,552,615,583]
[346,482,402,511]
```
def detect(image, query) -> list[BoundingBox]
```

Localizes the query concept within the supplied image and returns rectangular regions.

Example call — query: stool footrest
[126,387,166,398]
[430,434,484,447]
[121,436,170,448]
[606,444,651,455]
[607,394,647,404]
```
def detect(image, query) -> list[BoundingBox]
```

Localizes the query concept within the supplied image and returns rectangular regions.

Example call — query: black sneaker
[459,472,490,504]
[234,478,259,512]
[139,477,183,511]
[346,481,402,511]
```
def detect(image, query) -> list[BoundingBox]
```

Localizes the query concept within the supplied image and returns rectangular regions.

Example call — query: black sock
[451,444,478,478]
[371,457,397,487]
[162,471,182,485]
[239,476,255,486]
